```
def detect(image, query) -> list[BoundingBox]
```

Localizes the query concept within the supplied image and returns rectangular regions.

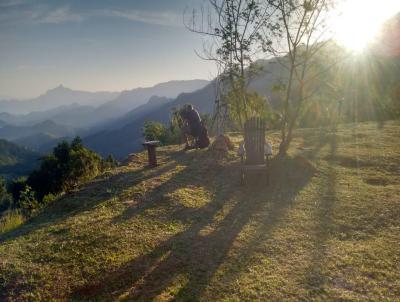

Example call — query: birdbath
[142,140,160,167]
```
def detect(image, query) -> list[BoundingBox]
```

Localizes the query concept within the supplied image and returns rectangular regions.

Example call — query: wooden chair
[240,117,270,185]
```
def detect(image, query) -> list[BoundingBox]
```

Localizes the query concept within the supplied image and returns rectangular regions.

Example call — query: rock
[209,135,234,152]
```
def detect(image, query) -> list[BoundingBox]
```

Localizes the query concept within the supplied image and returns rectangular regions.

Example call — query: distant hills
[84,59,285,159]
[0,79,210,154]
[0,139,41,179]
[0,80,209,127]
[0,85,119,115]
[0,65,290,159]
[0,119,78,153]
[85,79,209,125]
[0,59,293,160]
[0,120,77,141]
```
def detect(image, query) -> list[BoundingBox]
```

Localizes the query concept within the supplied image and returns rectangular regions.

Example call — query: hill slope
[0,139,41,178]
[1,121,399,301]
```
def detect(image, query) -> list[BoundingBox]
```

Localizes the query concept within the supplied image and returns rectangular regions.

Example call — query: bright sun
[333,0,400,52]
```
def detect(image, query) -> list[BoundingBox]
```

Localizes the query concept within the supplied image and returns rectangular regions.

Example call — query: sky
[0,0,216,99]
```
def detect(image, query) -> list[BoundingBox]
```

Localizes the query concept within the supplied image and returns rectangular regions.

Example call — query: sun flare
[333,0,400,52]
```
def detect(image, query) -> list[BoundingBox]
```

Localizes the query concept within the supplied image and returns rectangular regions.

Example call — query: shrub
[27,137,104,201]
[0,177,12,212]
[7,177,27,205]
[42,193,56,205]
[102,155,119,170]
[143,121,168,143]
[15,185,40,215]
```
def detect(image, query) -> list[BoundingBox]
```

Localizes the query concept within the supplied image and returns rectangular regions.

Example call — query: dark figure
[180,104,210,149]
[197,121,210,149]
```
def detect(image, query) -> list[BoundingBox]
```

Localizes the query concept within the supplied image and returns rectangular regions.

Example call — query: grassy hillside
[0,139,40,178]
[0,121,399,301]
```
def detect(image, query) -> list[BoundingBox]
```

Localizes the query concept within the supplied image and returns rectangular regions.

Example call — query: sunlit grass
[0,210,24,234]
[0,120,399,301]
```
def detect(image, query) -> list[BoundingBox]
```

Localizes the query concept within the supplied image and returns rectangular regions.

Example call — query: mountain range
[0,85,119,115]
[0,80,210,153]
[0,59,286,159]
[83,58,286,159]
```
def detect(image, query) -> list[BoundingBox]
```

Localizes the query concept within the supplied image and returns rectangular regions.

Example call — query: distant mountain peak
[46,84,71,94]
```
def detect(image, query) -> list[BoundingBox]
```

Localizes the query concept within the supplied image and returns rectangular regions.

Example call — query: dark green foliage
[142,120,181,146]
[71,136,83,149]
[1,137,106,216]
[27,137,103,201]
[6,178,40,215]
[102,155,119,170]
[0,177,12,212]
[7,177,27,204]
[143,121,167,143]
[14,185,39,215]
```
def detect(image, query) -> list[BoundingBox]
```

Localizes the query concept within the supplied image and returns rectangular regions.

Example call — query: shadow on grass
[0,153,186,244]
[304,133,337,298]
[71,154,316,301]
[301,129,337,160]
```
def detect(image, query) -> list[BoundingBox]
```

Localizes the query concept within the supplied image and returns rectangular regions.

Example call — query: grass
[0,120,399,301]
[0,211,24,234]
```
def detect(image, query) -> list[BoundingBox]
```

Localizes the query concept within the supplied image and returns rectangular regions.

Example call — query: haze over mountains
[0,85,119,115]
[0,58,289,160]
[84,58,286,158]
[0,79,210,157]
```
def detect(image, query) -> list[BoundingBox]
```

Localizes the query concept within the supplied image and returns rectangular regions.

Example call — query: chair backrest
[244,117,266,165]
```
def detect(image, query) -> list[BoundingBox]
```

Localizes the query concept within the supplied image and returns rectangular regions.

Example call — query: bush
[7,177,27,205]
[27,136,104,201]
[2,137,109,218]
[15,185,40,215]
[143,121,168,143]
[143,121,181,145]
[42,193,56,205]
[0,177,12,212]
[102,155,119,170]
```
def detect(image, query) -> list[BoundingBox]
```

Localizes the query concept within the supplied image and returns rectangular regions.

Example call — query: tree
[0,177,12,212]
[142,119,182,146]
[71,136,83,150]
[222,85,270,128]
[186,0,275,129]
[8,177,27,205]
[262,0,339,156]
[142,121,168,143]
[27,137,103,200]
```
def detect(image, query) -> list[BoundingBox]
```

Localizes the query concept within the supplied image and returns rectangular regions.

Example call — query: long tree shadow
[301,128,337,160]
[0,151,188,244]
[304,133,338,298]
[71,154,316,301]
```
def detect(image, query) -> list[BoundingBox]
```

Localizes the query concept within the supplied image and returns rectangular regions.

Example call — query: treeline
[0,137,117,218]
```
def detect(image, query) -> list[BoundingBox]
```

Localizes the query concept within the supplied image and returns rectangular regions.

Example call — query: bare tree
[262,0,339,156]
[185,0,276,129]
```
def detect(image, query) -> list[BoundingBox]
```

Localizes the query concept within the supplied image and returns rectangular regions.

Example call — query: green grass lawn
[1,121,399,301]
